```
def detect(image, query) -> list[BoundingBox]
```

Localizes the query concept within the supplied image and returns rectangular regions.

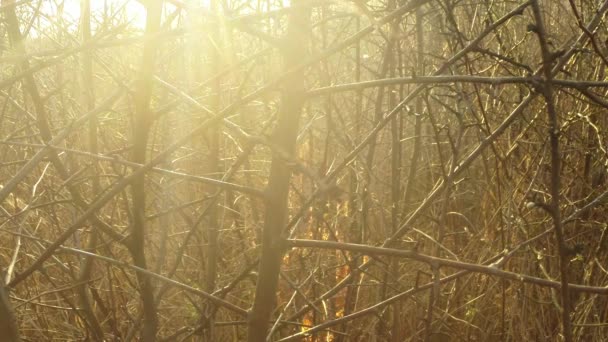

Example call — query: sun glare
[62,0,149,31]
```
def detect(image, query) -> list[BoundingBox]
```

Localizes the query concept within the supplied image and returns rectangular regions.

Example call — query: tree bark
[247,2,310,341]
[128,1,163,341]
[75,0,105,340]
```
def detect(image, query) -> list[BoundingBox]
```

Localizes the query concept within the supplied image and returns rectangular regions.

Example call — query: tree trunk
[247,2,310,341]
[128,2,163,341]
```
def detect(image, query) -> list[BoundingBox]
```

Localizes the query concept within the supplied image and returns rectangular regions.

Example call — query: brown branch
[3,227,248,317]
[306,76,608,97]
[531,1,574,340]
[286,239,608,294]
[281,2,608,329]
[0,141,266,198]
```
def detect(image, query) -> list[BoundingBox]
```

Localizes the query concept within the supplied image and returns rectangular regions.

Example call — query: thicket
[1,0,608,341]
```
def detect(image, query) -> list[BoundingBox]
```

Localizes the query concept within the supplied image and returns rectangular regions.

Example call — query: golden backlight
[62,0,148,30]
